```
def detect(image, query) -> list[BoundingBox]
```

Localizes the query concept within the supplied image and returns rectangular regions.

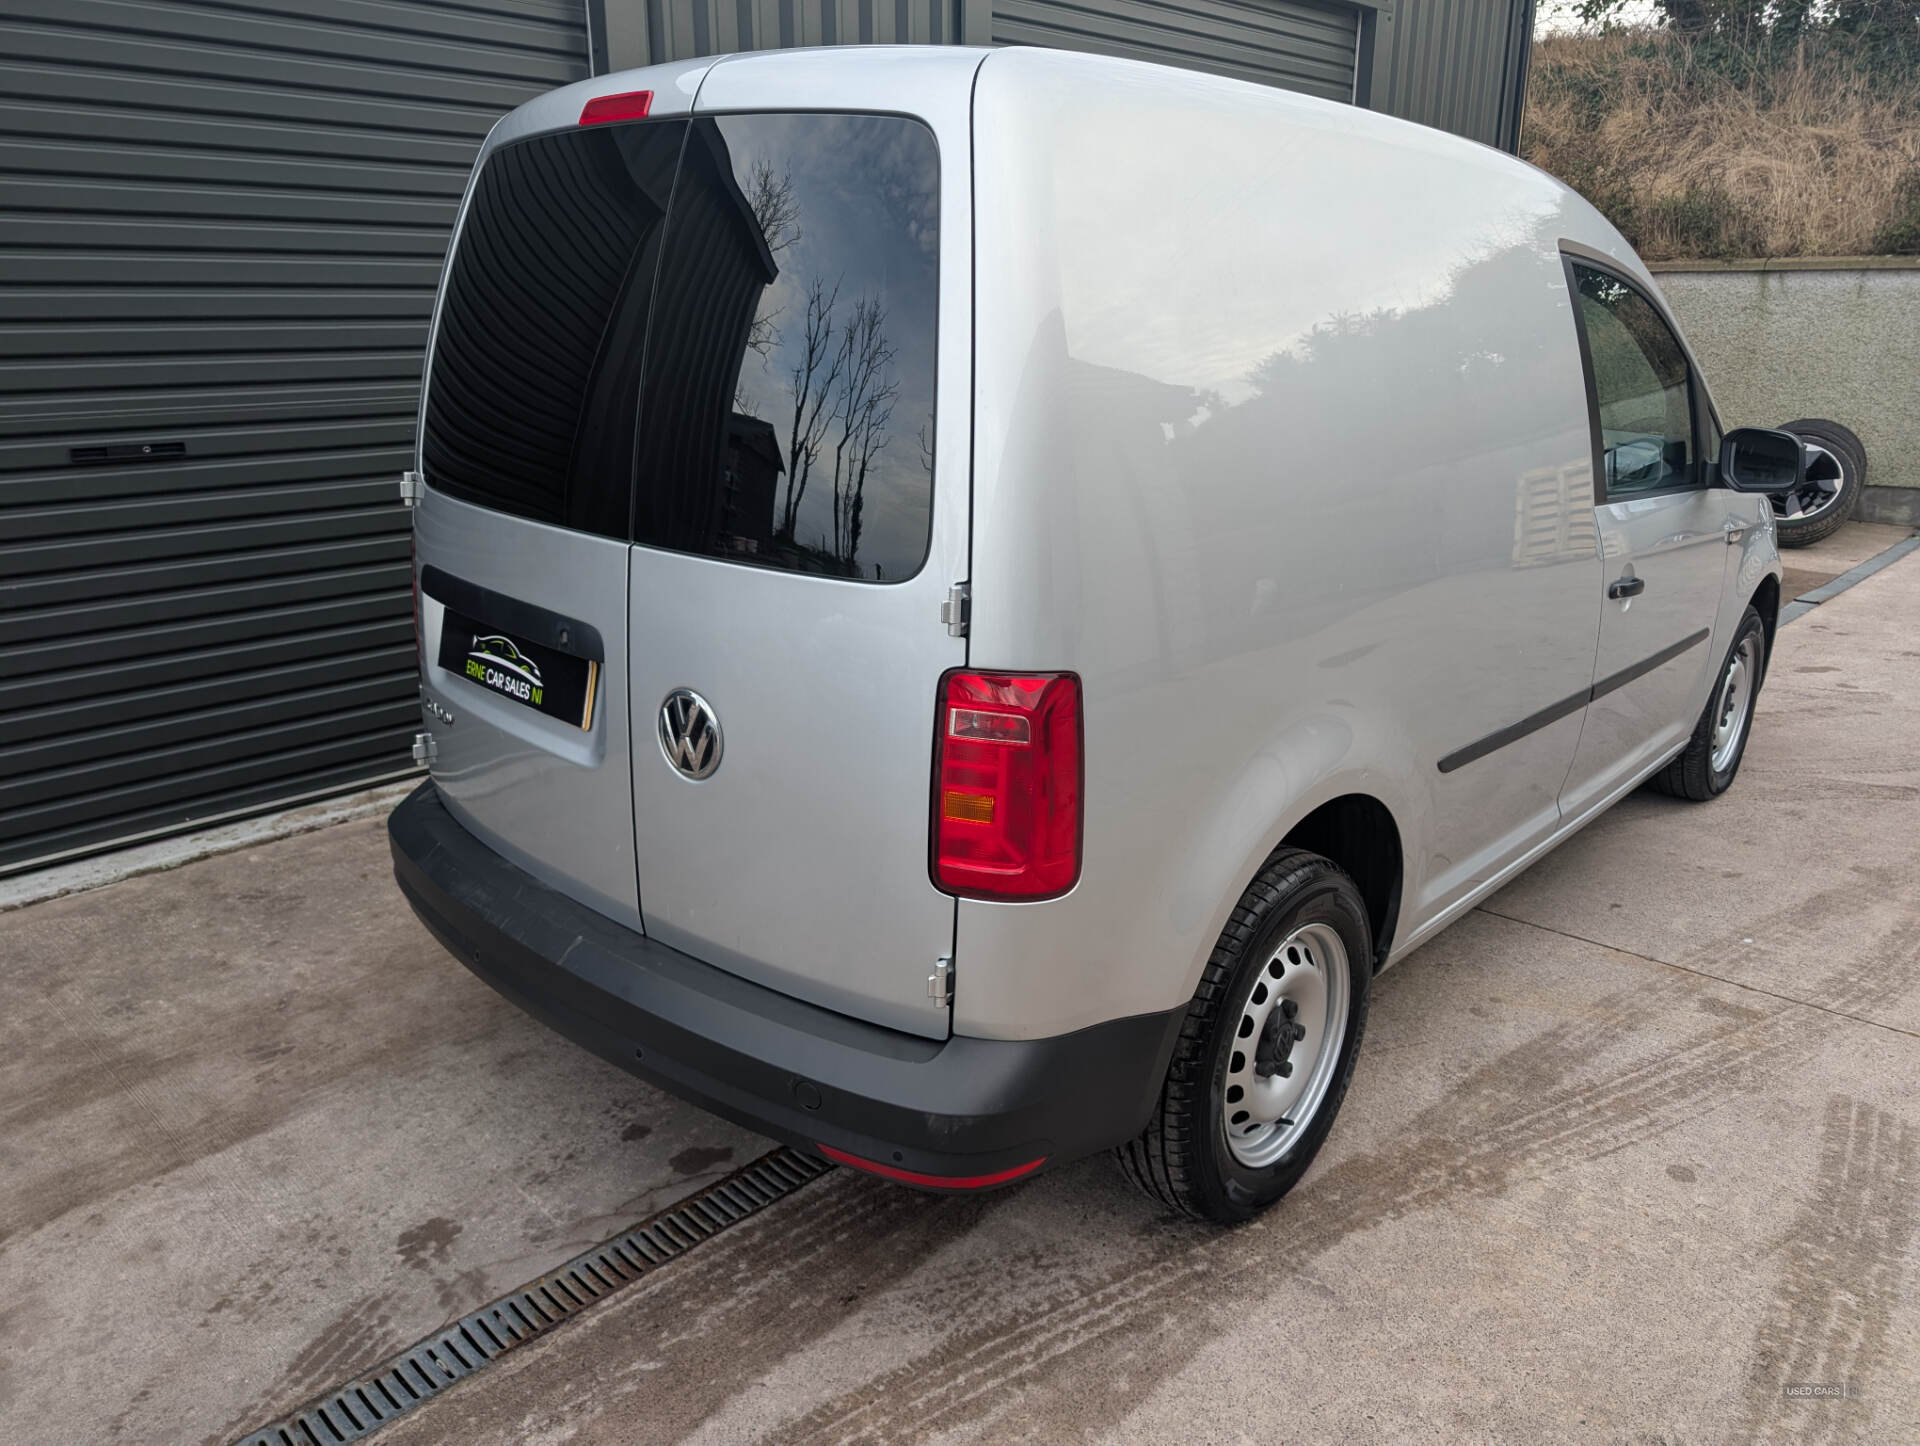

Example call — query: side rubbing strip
[1590,628,1711,702]
[1436,688,1590,775]
[1437,629,1712,774]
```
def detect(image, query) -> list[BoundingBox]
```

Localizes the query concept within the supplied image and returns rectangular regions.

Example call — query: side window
[1569,261,1699,500]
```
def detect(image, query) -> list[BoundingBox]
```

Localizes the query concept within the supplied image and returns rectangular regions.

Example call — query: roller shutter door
[0,0,589,873]
[993,0,1360,102]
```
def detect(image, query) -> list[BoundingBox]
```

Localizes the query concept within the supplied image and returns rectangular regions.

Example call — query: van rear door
[412,68,709,929]
[624,54,977,1039]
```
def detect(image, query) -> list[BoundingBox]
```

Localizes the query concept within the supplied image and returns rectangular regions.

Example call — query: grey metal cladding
[645,0,961,55]
[1368,0,1535,149]
[0,0,589,874]
[993,0,1359,102]
[641,0,1355,101]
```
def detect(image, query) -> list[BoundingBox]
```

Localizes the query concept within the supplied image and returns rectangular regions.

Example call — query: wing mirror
[1719,427,1805,494]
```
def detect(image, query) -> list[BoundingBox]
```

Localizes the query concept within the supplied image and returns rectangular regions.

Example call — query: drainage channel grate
[231,1147,832,1446]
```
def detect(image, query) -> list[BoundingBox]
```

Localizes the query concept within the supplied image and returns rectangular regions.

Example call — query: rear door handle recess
[1608,576,1645,600]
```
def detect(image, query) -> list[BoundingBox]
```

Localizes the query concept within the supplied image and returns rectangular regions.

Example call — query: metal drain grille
[231,1147,831,1446]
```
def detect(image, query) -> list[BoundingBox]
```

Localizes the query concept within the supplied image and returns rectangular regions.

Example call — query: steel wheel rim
[1771,442,1847,523]
[1222,921,1351,1169]
[1711,633,1759,774]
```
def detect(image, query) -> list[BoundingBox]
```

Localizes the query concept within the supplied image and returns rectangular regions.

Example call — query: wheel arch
[1750,572,1780,666]
[1276,794,1404,971]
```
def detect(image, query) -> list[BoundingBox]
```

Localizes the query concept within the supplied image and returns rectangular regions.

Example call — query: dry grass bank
[1521,28,1920,259]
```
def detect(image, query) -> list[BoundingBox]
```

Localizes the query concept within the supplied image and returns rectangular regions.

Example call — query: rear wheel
[1651,605,1767,802]
[1118,848,1371,1223]
[1774,418,1866,547]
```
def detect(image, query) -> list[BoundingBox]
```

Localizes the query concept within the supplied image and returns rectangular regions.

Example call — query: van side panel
[960,50,1616,1041]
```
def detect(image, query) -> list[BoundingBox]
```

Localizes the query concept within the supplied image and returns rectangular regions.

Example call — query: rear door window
[633,113,941,582]
[421,121,688,540]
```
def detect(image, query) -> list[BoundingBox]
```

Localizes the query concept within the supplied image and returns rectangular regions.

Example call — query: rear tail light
[579,89,653,126]
[932,670,1082,900]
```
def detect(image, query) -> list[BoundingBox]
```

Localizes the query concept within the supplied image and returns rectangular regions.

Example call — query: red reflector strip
[579,89,653,125]
[816,1144,1047,1190]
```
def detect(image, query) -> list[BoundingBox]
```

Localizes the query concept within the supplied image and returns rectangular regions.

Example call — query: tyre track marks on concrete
[1736,1095,1918,1446]
[377,1168,1003,1446]
[771,895,1918,1446]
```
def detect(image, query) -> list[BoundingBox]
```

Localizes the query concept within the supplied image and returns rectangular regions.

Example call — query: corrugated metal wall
[620,0,1531,148]
[648,0,962,54]
[0,0,590,873]
[638,0,1356,101]
[1365,0,1534,150]
[992,0,1357,101]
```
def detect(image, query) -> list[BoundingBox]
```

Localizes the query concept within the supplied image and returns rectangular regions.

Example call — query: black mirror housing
[1719,426,1806,494]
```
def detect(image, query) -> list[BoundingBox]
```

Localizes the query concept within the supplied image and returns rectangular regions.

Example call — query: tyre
[1773,418,1866,547]
[1650,605,1767,802]
[1117,848,1371,1223]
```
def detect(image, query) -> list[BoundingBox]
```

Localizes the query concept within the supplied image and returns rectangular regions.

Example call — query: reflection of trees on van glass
[632,113,939,583]
[741,160,800,365]
[773,283,899,568]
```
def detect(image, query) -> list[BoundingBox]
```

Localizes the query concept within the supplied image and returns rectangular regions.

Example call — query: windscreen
[420,111,941,581]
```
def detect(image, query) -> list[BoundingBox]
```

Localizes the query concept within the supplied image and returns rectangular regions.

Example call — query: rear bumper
[387,782,1184,1187]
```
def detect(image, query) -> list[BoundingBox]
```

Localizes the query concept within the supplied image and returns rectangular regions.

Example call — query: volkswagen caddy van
[388,46,1801,1222]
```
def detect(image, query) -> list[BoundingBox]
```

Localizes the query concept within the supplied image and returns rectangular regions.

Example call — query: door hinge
[928,956,954,1005]
[941,582,970,638]
[411,730,437,766]
[399,469,425,508]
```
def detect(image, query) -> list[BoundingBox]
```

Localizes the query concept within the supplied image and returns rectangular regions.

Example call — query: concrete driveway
[3,541,1916,1446]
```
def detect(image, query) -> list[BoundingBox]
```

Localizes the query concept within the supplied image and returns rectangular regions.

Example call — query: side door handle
[1608,576,1645,600]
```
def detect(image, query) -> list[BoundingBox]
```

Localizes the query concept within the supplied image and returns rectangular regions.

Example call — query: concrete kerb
[1780,532,1920,626]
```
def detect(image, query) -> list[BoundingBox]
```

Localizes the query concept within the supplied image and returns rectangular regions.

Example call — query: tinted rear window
[421,121,687,540]
[422,112,941,581]
[634,113,939,581]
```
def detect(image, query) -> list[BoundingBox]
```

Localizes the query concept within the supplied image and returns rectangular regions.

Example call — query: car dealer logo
[465,634,543,704]
[659,688,721,780]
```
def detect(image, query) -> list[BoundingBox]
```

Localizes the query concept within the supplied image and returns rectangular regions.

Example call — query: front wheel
[1650,605,1767,802]
[1117,849,1371,1223]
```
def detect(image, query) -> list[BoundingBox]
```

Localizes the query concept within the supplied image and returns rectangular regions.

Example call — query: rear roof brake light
[579,90,653,126]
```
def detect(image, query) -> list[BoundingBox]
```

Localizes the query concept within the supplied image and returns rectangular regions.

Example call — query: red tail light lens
[579,89,653,126]
[932,671,1082,900]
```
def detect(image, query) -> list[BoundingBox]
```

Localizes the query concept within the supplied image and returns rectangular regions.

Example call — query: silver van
[388,46,1802,1222]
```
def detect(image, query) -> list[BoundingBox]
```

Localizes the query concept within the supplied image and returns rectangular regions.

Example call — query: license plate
[437,608,598,730]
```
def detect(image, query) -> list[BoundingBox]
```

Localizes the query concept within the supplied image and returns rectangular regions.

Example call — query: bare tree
[827,297,898,565]
[846,364,897,568]
[741,160,803,364]
[745,159,802,257]
[779,276,844,542]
